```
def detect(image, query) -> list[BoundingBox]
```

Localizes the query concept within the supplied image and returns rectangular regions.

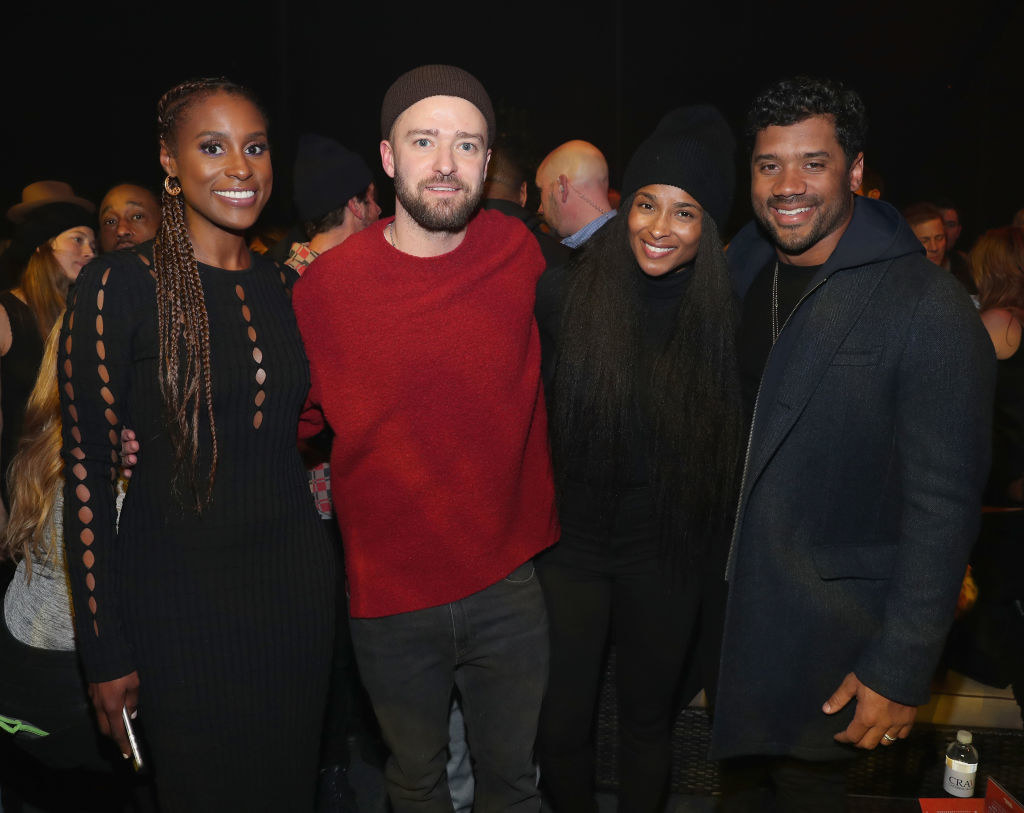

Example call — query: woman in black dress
[534,107,743,812]
[58,78,335,811]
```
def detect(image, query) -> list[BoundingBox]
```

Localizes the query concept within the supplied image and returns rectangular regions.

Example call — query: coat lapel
[744,261,888,491]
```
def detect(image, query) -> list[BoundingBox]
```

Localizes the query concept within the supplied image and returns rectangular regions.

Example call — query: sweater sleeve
[59,255,146,682]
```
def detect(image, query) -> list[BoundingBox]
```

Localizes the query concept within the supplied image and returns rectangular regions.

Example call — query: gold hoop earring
[164,175,182,196]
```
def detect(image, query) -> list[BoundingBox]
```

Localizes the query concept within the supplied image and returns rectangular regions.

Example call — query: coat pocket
[812,543,897,580]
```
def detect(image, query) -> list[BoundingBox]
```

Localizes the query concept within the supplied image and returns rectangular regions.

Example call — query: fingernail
[130,709,138,719]
[822,703,831,713]
[122,752,130,759]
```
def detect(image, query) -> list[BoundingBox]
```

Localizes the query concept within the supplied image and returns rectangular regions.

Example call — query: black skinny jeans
[536,485,701,813]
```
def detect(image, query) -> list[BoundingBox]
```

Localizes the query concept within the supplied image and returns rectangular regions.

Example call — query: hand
[823,671,916,749]
[120,427,139,478]
[88,671,140,759]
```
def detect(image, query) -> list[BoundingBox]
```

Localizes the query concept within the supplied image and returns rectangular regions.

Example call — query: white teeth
[776,206,810,215]
[644,242,673,255]
[215,190,255,199]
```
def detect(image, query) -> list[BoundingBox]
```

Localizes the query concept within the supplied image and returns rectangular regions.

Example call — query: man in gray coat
[710,76,996,810]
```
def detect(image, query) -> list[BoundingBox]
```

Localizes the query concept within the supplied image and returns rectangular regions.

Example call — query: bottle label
[944,757,977,797]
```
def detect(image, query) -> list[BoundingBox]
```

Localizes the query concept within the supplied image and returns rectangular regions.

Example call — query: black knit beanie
[293,133,373,223]
[621,105,736,227]
[12,202,95,263]
[380,65,495,146]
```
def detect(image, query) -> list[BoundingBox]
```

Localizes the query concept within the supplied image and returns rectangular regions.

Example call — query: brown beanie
[380,65,495,146]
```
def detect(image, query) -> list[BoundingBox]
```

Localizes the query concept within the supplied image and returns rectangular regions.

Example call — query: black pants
[535,486,701,813]
[717,755,849,812]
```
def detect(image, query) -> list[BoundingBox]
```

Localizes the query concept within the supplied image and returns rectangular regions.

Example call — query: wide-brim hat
[7,180,96,224]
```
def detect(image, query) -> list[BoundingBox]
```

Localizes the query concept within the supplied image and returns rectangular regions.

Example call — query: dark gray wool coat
[711,196,997,761]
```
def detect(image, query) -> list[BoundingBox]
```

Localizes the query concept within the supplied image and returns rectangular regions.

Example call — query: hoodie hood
[728,195,925,298]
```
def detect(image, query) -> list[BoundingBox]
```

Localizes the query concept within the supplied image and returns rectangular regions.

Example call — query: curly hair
[155,77,266,511]
[746,76,867,167]
[2,317,64,577]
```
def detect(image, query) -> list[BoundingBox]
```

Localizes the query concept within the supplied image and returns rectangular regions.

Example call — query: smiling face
[98,184,160,252]
[751,115,863,266]
[49,226,96,281]
[380,95,489,233]
[159,91,272,243]
[627,184,703,276]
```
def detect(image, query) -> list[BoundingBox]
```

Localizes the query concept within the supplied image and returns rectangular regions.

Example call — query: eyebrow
[193,130,267,141]
[635,191,698,208]
[100,200,146,215]
[753,150,832,162]
[405,128,484,142]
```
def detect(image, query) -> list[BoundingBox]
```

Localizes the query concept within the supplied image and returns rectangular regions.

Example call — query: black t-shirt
[737,259,821,424]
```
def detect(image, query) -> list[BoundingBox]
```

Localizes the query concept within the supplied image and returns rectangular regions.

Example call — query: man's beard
[395,171,483,232]
[753,190,854,257]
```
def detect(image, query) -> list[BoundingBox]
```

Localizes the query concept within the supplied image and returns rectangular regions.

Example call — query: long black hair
[548,193,743,568]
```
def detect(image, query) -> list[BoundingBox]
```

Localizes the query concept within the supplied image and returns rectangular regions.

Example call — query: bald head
[535,140,611,239]
[99,184,160,252]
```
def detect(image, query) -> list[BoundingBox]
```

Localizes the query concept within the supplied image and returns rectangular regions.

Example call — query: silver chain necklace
[771,261,780,344]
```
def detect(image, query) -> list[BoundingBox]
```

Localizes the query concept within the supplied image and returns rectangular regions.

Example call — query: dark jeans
[349,560,548,813]
[718,755,849,812]
[535,486,702,813]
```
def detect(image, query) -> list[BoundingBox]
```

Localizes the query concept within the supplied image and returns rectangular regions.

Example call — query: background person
[0,318,150,811]
[97,184,160,253]
[0,201,95,520]
[535,140,616,248]
[949,226,1024,724]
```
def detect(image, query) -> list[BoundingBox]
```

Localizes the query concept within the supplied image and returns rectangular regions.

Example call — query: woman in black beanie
[534,106,743,813]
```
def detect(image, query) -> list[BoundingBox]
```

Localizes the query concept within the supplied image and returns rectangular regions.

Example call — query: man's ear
[558,174,569,204]
[518,181,528,209]
[848,152,865,193]
[347,196,364,222]
[159,142,177,178]
[380,140,397,179]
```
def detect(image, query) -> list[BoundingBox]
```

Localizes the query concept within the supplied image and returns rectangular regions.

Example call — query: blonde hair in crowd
[21,244,71,340]
[1,316,65,578]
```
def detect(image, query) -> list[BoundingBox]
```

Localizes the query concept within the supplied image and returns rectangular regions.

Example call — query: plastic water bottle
[944,730,979,797]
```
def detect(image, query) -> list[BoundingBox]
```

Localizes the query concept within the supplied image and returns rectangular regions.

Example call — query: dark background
[2,0,1021,245]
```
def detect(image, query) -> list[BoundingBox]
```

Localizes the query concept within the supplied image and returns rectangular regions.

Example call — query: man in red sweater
[292,65,559,813]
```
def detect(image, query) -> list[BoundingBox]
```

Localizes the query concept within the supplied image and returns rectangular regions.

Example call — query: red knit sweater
[293,209,559,617]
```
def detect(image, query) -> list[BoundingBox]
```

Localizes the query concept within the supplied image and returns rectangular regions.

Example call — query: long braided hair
[549,196,743,571]
[154,77,264,512]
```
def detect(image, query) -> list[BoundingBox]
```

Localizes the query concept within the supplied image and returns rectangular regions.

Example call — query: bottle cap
[956,730,973,745]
